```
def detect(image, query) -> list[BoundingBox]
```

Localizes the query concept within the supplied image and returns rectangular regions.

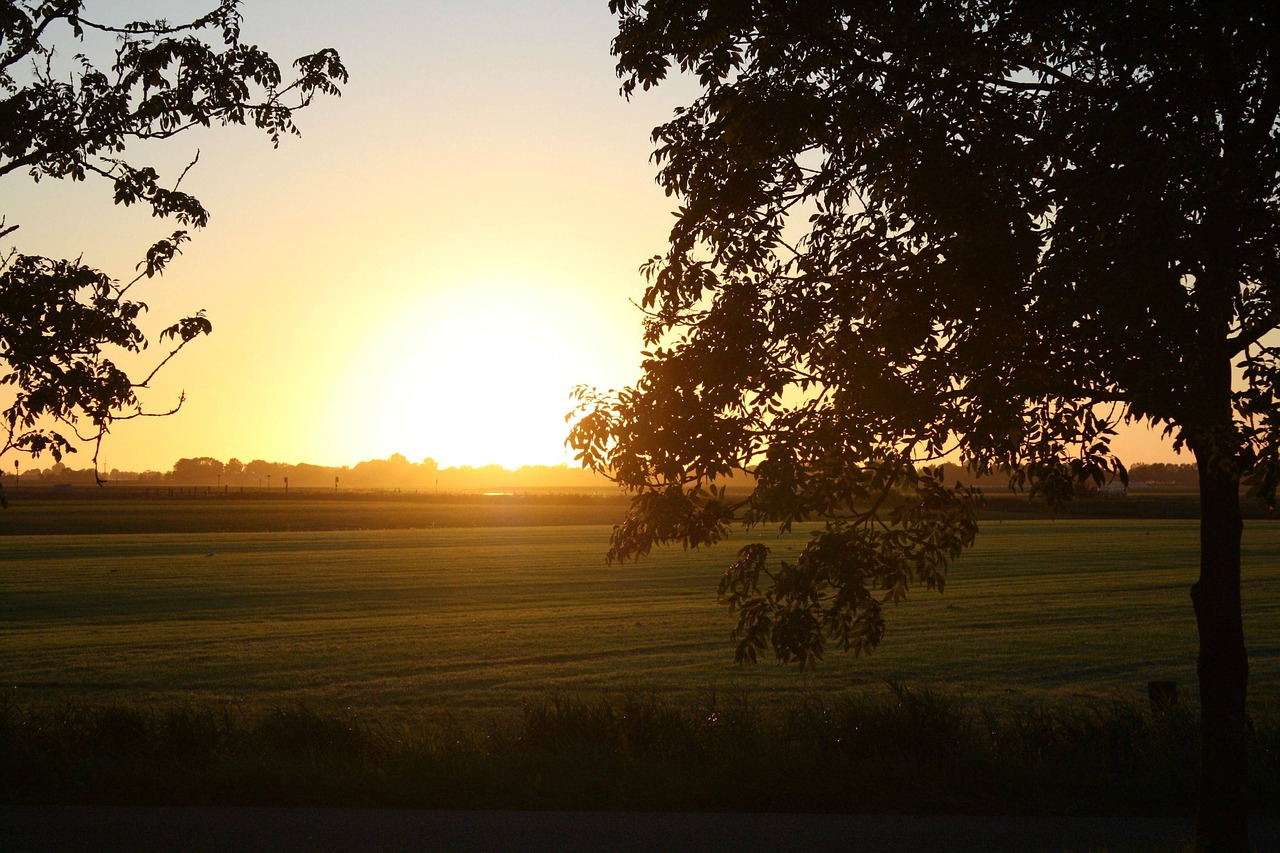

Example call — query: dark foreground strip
[3,806,1278,852]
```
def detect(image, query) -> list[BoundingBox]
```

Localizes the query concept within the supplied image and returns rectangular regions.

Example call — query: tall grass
[4,688,1277,815]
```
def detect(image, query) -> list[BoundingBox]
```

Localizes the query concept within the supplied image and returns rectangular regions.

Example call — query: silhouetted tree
[1130,462,1201,489]
[243,459,273,480]
[170,456,225,483]
[0,1,345,501]
[571,3,1278,848]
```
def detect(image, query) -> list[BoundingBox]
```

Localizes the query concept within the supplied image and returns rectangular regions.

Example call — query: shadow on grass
[2,685,1277,816]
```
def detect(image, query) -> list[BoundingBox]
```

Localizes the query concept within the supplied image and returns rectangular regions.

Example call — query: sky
[3,1,1182,473]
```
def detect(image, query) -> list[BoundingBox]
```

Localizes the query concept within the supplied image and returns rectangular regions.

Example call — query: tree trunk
[1191,448,1249,852]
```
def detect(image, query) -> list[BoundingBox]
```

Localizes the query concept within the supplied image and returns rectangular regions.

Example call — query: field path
[5,805,1279,852]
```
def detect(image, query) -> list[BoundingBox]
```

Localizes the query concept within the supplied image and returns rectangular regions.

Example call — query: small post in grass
[1148,680,1179,712]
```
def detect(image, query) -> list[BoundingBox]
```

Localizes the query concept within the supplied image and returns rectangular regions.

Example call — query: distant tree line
[1126,463,1202,489]
[934,462,1198,491]
[13,455,1196,493]
[13,453,615,492]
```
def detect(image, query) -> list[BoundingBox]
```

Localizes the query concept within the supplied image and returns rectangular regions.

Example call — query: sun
[330,277,603,469]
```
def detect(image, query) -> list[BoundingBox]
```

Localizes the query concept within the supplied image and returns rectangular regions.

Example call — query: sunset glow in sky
[2,1,1182,472]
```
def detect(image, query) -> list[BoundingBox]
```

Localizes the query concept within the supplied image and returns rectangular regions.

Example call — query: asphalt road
[4,806,1280,852]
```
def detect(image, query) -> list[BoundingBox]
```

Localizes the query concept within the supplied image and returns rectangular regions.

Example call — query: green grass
[4,688,1276,814]
[2,519,1279,717]
[0,486,1264,538]
[0,492,628,536]
[3,511,1280,815]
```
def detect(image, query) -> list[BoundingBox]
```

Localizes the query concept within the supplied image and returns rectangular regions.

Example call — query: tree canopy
[0,1,345,493]
[571,1,1277,847]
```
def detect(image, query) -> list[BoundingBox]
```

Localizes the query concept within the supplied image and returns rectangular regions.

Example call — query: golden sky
[3,1,1182,472]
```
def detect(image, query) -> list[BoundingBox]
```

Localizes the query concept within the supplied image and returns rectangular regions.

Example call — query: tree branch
[1228,313,1279,355]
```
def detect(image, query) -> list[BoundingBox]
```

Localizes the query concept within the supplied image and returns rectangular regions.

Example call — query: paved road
[4,806,1279,852]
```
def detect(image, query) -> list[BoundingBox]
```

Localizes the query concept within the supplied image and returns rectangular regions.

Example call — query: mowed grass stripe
[2,520,1277,717]
[0,496,632,537]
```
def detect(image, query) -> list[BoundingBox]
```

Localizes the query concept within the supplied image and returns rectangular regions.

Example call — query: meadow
[0,490,630,536]
[3,499,1280,814]
[3,503,1279,716]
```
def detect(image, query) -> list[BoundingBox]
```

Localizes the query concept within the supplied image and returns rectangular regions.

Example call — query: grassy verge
[4,686,1277,815]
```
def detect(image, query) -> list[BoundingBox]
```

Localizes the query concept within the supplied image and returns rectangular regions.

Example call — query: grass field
[4,506,1280,815]
[3,516,1279,718]
[0,492,630,536]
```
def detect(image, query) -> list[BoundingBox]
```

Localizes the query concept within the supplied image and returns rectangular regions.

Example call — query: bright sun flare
[332,279,596,469]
